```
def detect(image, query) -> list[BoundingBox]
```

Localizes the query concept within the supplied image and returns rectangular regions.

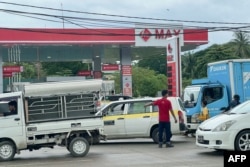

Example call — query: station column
[92,45,103,79]
[120,45,133,97]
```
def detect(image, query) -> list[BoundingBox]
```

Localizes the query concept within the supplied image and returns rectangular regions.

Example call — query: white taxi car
[96,97,187,143]
[196,100,250,151]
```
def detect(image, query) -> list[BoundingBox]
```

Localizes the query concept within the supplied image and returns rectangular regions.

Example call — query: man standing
[224,94,241,112]
[144,90,177,148]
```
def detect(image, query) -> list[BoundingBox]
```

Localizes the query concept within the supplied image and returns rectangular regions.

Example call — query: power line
[0,3,250,37]
[0,8,249,33]
[0,1,250,25]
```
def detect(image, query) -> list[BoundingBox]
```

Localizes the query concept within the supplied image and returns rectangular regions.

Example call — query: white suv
[96,97,187,143]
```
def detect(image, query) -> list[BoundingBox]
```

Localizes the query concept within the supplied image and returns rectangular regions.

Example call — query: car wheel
[0,141,16,161]
[235,130,250,151]
[152,128,166,144]
[69,137,90,157]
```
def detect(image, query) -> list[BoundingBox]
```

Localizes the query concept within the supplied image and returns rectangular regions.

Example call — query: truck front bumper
[186,123,199,133]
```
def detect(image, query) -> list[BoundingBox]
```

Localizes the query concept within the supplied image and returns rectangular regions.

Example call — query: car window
[128,102,150,114]
[177,98,186,111]
[104,103,125,116]
[103,96,132,102]
[153,105,159,112]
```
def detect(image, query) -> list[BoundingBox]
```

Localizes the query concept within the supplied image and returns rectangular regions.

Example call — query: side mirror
[190,93,194,102]
[220,107,227,111]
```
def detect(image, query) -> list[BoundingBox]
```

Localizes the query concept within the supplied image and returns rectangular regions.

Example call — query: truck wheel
[235,130,250,151]
[0,141,16,161]
[152,128,166,144]
[69,137,90,157]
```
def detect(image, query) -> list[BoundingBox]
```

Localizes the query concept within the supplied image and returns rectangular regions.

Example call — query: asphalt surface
[0,135,224,167]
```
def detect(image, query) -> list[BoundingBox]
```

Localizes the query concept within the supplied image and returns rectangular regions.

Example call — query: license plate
[198,135,204,143]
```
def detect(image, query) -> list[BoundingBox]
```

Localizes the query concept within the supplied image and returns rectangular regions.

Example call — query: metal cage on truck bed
[25,93,98,122]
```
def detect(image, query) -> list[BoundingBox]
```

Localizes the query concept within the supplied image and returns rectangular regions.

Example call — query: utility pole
[61,3,64,29]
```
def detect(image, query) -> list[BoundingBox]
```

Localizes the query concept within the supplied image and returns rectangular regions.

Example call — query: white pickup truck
[0,80,105,161]
[96,97,187,143]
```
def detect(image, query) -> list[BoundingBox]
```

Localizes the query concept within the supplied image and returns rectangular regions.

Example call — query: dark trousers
[159,121,172,143]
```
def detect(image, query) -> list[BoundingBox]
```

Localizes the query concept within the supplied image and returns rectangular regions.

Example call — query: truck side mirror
[190,93,194,102]
[220,107,226,111]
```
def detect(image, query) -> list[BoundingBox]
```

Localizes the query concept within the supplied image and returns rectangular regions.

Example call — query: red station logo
[139,28,181,42]
[139,28,151,42]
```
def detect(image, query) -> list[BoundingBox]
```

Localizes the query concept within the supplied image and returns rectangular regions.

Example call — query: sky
[0,0,250,51]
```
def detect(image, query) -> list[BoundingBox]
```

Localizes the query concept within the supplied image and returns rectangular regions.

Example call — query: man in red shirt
[145,90,177,148]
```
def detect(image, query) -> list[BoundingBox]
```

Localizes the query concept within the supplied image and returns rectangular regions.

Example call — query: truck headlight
[212,120,236,132]
[191,113,201,123]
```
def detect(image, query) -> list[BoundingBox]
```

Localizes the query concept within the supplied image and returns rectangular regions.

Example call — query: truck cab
[0,92,27,150]
[184,59,250,135]
[183,80,229,134]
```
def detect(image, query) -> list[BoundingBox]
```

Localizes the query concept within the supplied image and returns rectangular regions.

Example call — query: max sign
[135,25,184,47]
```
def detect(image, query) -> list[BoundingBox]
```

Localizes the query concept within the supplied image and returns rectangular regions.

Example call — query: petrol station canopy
[0,27,208,62]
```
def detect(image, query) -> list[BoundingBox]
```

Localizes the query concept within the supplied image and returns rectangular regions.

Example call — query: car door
[0,96,24,137]
[102,102,126,138]
[125,100,153,137]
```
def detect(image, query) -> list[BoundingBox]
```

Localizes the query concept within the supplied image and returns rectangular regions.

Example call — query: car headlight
[191,113,201,123]
[212,120,236,132]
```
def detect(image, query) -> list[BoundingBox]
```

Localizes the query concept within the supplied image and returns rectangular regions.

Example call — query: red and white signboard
[122,65,132,76]
[3,72,13,78]
[102,64,120,71]
[93,71,102,79]
[135,24,184,47]
[3,66,23,73]
[166,37,182,97]
[2,65,23,78]
[77,70,92,76]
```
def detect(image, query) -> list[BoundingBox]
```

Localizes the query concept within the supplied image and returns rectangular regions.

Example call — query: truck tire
[0,141,16,161]
[69,137,90,157]
[152,128,167,144]
[235,130,250,151]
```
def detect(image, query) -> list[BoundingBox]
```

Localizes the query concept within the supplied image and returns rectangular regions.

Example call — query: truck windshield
[183,86,201,108]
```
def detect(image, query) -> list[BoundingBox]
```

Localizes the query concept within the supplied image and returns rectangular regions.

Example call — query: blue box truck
[183,59,250,135]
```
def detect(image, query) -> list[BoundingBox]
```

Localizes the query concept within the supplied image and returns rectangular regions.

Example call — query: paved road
[0,135,224,167]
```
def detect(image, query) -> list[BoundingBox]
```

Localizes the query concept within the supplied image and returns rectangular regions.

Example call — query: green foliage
[132,67,167,97]
[111,67,167,97]
[137,50,166,75]
[42,62,88,76]
[21,63,37,78]
[231,31,250,58]
[181,31,250,87]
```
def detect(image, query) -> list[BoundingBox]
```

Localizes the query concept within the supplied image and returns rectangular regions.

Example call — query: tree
[42,62,88,76]
[231,31,250,58]
[21,63,37,79]
[112,67,167,97]
[181,52,196,79]
[137,53,166,75]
